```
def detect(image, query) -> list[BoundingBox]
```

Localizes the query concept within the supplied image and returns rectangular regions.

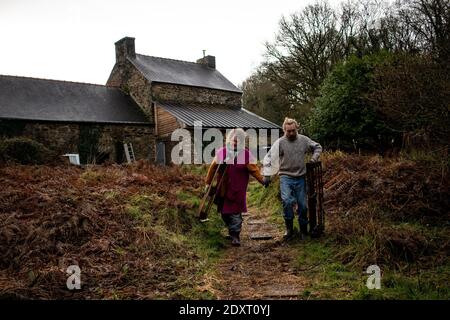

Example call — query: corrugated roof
[0,75,151,124]
[157,101,280,129]
[129,54,242,93]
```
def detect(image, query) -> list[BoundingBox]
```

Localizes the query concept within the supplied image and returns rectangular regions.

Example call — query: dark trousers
[221,213,243,234]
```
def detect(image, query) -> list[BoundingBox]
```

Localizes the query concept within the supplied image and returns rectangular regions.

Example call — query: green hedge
[0,137,54,164]
[306,52,394,150]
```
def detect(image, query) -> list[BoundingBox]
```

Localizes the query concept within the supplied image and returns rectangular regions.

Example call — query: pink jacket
[205,147,263,214]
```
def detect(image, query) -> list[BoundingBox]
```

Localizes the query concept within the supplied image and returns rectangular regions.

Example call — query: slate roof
[157,101,280,129]
[0,75,150,124]
[129,54,242,93]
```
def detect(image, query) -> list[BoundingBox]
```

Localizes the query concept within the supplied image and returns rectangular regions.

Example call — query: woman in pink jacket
[205,129,265,246]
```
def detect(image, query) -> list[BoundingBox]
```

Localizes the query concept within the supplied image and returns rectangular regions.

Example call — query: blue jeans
[280,175,308,225]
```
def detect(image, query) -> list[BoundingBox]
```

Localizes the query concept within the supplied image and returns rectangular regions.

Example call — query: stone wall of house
[107,63,154,122]
[98,124,154,162]
[2,120,154,163]
[125,66,154,120]
[151,83,242,106]
[22,122,79,155]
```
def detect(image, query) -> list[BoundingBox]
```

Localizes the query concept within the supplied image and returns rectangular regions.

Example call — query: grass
[167,203,227,299]
[295,240,333,266]
[119,165,227,299]
[77,159,447,300]
[353,266,450,300]
[177,189,201,208]
[174,180,227,262]
[290,238,363,299]
[288,237,450,300]
[104,190,119,200]
[295,231,450,299]
[180,163,209,176]
[399,147,449,174]
[246,162,450,300]
[247,178,284,227]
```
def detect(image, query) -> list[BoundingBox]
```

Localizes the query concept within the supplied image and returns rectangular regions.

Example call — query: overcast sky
[0,0,345,87]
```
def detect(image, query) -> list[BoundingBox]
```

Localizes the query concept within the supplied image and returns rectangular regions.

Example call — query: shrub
[306,52,393,151]
[0,137,53,164]
[307,51,449,152]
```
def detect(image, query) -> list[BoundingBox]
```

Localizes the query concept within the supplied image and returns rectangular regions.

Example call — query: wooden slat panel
[156,106,181,136]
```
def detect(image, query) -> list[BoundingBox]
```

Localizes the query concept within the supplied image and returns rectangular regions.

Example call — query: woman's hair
[282,117,299,131]
[226,128,247,146]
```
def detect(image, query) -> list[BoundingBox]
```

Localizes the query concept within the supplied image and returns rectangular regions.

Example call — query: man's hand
[263,176,271,188]
[204,185,210,194]
[310,156,319,163]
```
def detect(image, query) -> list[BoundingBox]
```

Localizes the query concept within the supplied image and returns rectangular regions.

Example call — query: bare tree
[399,0,450,62]
[241,67,292,124]
[341,0,388,54]
[339,0,419,55]
[378,2,422,53]
[264,0,346,105]
[248,0,448,128]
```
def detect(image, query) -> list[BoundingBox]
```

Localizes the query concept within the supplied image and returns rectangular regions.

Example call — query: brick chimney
[115,37,136,63]
[196,52,216,69]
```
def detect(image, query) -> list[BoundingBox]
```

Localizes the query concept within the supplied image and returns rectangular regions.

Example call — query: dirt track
[210,207,307,299]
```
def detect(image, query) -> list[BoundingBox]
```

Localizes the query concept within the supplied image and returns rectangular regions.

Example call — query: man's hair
[282,117,299,131]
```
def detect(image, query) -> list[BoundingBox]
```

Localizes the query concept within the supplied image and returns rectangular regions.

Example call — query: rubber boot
[299,222,308,240]
[283,219,294,240]
[230,232,241,246]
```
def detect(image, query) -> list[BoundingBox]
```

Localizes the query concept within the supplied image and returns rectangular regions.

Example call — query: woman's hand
[263,176,271,188]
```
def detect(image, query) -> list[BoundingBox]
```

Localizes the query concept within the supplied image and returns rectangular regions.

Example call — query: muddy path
[210,207,308,299]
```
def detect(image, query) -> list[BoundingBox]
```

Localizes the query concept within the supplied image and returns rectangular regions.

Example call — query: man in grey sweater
[263,118,322,239]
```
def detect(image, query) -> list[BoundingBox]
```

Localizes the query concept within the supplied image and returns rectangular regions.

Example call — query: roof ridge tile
[135,53,199,66]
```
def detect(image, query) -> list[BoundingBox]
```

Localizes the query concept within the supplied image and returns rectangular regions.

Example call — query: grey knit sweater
[263,134,322,177]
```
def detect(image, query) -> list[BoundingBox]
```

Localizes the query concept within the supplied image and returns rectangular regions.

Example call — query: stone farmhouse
[0,37,279,164]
